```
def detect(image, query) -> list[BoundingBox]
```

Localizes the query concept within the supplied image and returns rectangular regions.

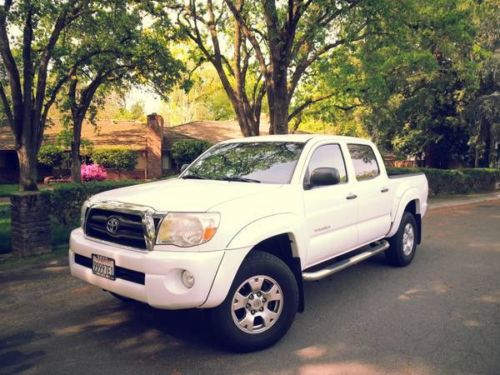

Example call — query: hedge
[171,139,212,169]
[387,168,500,196]
[42,180,139,227]
[91,149,138,171]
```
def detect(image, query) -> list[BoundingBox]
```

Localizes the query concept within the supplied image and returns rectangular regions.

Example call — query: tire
[208,251,299,352]
[385,211,418,267]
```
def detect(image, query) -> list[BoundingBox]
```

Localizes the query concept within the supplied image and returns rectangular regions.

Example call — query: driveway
[1,200,499,375]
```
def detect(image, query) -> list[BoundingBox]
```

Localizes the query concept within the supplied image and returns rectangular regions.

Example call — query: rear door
[303,143,358,267]
[346,143,392,245]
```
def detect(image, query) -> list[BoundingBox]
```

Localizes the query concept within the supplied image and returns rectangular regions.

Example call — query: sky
[126,87,163,114]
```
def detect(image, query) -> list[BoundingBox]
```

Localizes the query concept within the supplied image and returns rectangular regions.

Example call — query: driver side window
[305,144,348,187]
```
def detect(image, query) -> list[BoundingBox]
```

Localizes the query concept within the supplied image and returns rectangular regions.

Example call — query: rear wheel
[385,212,418,267]
[208,251,299,352]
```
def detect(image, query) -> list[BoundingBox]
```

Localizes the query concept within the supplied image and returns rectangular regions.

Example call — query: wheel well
[251,234,305,313]
[405,200,417,215]
[404,200,422,244]
[253,234,295,264]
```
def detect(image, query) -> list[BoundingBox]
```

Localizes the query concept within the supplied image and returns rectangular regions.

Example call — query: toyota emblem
[106,217,120,234]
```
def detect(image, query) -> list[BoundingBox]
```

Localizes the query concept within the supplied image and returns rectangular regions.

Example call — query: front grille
[74,253,145,285]
[85,208,148,249]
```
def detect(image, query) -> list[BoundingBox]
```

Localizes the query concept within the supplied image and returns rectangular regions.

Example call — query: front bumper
[69,228,224,309]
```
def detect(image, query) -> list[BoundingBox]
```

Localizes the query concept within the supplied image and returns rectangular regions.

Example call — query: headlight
[80,199,91,227]
[156,212,220,247]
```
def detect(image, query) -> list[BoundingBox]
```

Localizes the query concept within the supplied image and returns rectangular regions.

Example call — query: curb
[428,193,500,210]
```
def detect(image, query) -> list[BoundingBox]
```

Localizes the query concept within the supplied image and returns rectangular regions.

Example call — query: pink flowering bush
[81,163,107,182]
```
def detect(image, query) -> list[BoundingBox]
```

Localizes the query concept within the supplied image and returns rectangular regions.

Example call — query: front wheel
[208,251,299,352]
[385,211,418,267]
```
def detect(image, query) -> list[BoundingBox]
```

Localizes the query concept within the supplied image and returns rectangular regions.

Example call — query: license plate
[92,254,115,280]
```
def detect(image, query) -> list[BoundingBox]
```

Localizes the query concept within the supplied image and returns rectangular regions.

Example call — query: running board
[302,240,390,282]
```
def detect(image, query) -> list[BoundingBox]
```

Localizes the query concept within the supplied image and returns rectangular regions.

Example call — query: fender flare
[201,213,306,309]
[386,188,421,239]
[226,212,305,254]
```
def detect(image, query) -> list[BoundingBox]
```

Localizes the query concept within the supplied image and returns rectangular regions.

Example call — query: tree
[164,62,235,125]
[466,0,500,167]
[0,0,93,191]
[303,0,481,167]
[176,0,376,135]
[54,0,182,182]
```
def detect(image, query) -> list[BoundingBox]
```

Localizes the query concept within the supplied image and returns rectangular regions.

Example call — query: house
[0,114,252,183]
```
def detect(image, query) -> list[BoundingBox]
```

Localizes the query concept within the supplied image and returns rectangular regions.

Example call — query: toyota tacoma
[69,135,428,351]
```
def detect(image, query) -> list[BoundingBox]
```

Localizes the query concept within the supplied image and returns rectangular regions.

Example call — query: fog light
[181,270,195,288]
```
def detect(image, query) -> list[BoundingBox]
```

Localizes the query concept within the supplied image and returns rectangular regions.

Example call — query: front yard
[0,201,72,256]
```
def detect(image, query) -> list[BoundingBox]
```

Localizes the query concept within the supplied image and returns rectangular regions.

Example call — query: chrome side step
[302,240,390,282]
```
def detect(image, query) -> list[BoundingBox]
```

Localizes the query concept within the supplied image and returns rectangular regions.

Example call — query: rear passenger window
[306,144,348,184]
[348,144,380,181]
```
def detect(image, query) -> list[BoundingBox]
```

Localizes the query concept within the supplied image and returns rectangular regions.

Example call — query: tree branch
[0,81,13,127]
[288,93,340,121]
[0,1,23,126]
[224,0,269,80]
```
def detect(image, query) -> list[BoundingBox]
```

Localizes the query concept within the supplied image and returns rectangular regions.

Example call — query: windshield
[181,142,305,184]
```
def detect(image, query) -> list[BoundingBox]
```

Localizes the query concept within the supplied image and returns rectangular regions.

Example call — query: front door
[303,144,358,267]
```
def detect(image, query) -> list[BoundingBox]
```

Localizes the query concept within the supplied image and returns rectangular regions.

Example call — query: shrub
[38,144,66,168]
[387,167,500,196]
[42,180,139,227]
[171,139,212,168]
[91,149,138,171]
[81,164,107,182]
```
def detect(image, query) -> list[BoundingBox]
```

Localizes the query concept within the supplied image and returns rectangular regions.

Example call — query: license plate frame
[92,254,115,280]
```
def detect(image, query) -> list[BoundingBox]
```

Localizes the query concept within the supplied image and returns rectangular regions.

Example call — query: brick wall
[145,114,164,179]
[11,192,51,256]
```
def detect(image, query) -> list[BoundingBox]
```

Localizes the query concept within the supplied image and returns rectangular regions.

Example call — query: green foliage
[42,180,139,227]
[37,144,67,168]
[163,63,235,125]
[0,203,10,254]
[0,185,18,198]
[91,149,138,171]
[171,140,212,168]
[115,100,146,121]
[388,168,500,196]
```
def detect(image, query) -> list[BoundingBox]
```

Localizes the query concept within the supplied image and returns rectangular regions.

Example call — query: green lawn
[0,203,11,253]
[0,184,18,198]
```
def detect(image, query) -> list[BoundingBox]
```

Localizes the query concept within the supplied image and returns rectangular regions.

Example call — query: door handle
[381,187,389,193]
[346,193,357,200]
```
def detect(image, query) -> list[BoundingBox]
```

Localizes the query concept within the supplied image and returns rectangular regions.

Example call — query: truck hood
[90,178,283,212]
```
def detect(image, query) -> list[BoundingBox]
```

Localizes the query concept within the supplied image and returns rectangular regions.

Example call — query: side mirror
[180,164,189,173]
[309,167,341,188]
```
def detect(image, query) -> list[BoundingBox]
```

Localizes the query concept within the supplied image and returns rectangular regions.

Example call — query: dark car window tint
[306,144,348,184]
[347,144,380,181]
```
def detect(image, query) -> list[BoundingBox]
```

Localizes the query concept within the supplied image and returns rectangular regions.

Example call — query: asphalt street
[1,200,499,375]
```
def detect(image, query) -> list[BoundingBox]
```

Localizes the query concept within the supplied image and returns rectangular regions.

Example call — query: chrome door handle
[381,187,389,193]
[346,193,358,200]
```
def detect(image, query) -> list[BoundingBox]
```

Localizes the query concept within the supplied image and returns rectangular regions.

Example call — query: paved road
[1,201,499,375]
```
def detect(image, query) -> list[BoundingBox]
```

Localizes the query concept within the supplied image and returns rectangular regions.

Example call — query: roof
[163,120,263,149]
[0,119,148,151]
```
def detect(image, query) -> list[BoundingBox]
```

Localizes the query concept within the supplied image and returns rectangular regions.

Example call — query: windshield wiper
[181,174,207,180]
[219,176,261,183]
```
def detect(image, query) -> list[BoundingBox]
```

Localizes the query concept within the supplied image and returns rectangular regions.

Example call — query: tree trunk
[268,65,289,135]
[269,95,289,134]
[17,144,38,191]
[70,115,84,182]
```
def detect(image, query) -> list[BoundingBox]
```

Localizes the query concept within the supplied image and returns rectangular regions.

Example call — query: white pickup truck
[70,135,428,351]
